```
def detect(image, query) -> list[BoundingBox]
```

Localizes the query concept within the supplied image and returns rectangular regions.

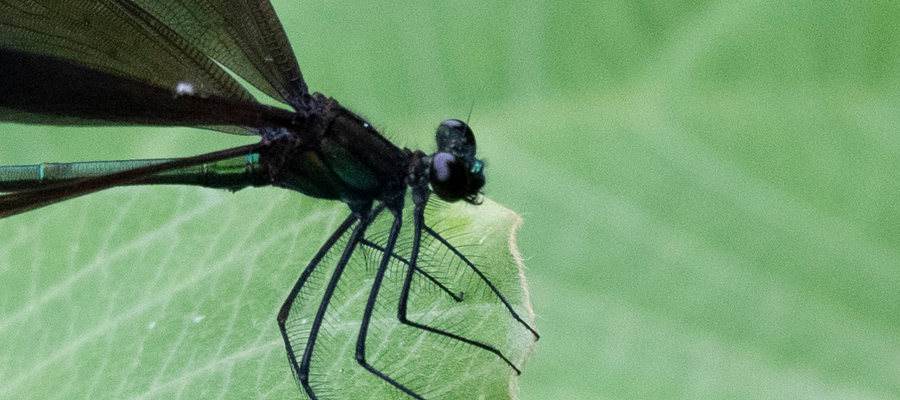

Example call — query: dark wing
[0,47,295,129]
[127,0,312,110]
[0,0,309,132]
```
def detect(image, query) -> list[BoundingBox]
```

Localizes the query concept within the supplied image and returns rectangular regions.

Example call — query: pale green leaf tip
[437,197,538,399]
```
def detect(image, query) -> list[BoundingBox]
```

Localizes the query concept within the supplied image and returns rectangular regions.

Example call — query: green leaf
[0,189,534,399]
[14,0,900,398]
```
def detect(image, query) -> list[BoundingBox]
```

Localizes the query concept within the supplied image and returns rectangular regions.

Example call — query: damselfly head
[429,119,485,204]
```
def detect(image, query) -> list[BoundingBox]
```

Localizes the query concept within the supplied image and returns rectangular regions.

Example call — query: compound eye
[430,120,485,203]
[432,152,455,182]
[430,152,468,201]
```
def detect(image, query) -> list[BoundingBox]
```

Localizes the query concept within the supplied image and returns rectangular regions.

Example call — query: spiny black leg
[396,191,522,374]
[278,212,357,393]
[354,203,427,399]
[277,206,376,399]
[359,238,464,302]
[422,224,540,341]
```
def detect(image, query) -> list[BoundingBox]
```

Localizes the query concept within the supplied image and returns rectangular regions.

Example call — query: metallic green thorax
[258,102,409,209]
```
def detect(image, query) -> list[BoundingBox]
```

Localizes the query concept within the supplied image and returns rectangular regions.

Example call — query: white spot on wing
[175,82,195,96]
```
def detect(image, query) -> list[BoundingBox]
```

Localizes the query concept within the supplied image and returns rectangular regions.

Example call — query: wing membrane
[128,0,311,108]
[0,0,252,102]
[0,0,310,130]
[0,47,295,129]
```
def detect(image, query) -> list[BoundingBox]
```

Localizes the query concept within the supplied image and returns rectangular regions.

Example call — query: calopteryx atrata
[0,0,537,398]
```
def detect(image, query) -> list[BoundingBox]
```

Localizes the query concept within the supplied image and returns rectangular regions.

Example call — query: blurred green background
[3,0,900,399]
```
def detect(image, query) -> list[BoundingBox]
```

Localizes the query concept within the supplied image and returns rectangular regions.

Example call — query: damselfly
[0,1,537,398]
